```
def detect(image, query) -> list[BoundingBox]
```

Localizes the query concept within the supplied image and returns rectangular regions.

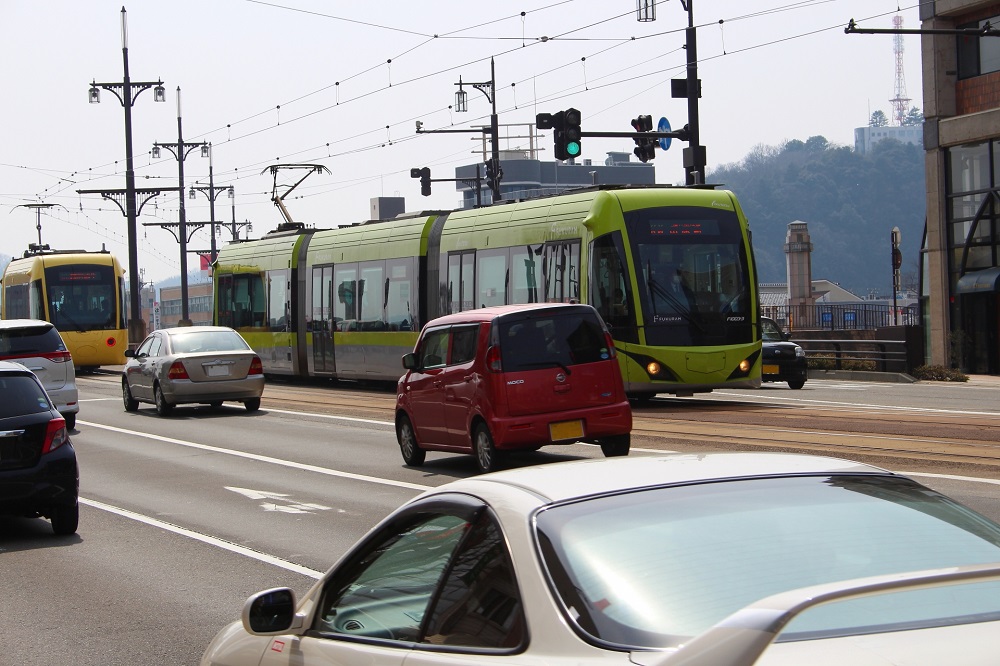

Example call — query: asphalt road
[2,373,999,665]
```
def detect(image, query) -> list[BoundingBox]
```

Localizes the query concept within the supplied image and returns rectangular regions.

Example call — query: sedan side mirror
[124,349,136,358]
[402,352,417,370]
[241,587,303,635]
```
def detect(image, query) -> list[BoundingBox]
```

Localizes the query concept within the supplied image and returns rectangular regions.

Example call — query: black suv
[760,317,808,390]
[0,360,79,534]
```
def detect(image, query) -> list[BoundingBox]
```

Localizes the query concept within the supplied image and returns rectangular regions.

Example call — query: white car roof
[437,452,890,506]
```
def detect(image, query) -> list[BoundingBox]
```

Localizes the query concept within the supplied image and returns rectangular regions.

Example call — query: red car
[395,303,632,473]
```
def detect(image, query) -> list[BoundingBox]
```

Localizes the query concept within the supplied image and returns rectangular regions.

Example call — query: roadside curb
[807,369,917,383]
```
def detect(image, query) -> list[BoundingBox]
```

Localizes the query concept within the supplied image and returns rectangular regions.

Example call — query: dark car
[0,360,79,535]
[761,317,808,389]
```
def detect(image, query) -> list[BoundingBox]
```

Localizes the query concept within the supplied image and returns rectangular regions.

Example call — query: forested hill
[707,136,925,296]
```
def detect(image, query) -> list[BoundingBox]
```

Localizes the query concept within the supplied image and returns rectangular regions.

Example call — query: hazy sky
[1,0,923,283]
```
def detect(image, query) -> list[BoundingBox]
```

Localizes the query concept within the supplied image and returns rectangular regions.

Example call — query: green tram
[213,185,762,398]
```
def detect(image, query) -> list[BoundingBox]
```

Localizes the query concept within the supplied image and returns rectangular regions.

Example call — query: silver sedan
[121,326,265,415]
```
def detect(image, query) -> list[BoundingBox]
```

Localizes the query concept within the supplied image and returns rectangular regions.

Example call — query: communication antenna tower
[889,15,911,126]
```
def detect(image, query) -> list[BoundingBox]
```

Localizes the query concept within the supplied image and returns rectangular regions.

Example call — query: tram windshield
[45,264,118,332]
[624,207,753,346]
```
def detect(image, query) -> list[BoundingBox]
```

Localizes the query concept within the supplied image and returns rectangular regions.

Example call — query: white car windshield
[536,474,1000,649]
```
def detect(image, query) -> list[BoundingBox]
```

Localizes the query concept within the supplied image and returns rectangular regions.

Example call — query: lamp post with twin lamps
[188,143,228,264]
[151,87,207,326]
[84,6,166,343]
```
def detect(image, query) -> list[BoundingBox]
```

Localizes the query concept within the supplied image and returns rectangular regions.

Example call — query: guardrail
[797,338,910,373]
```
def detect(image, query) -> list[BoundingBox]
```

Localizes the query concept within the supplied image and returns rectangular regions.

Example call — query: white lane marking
[79,421,432,492]
[80,498,325,579]
[903,472,1000,486]
[713,392,1000,416]
[226,486,332,514]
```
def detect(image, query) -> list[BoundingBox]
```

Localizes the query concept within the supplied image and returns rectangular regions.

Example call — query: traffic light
[410,167,431,196]
[631,115,655,162]
[538,109,582,161]
[559,108,582,160]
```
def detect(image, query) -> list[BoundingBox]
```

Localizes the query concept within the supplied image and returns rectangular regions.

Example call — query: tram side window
[335,264,359,329]
[542,241,581,304]
[386,258,416,331]
[477,250,508,309]
[267,269,290,332]
[510,246,543,304]
[4,283,30,319]
[359,261,386,331]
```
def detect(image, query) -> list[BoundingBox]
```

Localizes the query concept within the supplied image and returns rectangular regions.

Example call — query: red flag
[199,254,211,271]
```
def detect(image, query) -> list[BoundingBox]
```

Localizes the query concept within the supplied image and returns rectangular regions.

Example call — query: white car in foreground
[201,452,1000,666]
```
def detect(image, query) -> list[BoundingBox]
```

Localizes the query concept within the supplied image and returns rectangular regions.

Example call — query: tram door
[311,266,336,373]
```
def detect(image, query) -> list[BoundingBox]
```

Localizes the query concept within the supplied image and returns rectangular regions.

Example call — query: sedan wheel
[396,414,425,466]
[474,423,499,474]
[50,502,79,536]
[64,413,76,430]
[788,380,805,390]
[244,398,261,412]
[122,379,139,412]
[154,383,174,416]
[600,434,631,457]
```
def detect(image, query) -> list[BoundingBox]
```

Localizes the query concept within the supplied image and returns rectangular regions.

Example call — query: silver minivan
[0,319,79,429]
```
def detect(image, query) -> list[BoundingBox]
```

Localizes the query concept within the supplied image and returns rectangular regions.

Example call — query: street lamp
[188,143,228,263]
[86,6,166,343]
[151,87,207,326]
[454,59,502,203]
[223,186,252,242]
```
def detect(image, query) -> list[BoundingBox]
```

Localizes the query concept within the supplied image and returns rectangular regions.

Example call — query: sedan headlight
[795,345,805,358]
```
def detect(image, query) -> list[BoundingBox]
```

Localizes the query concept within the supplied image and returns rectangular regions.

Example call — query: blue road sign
[658,117,672,151]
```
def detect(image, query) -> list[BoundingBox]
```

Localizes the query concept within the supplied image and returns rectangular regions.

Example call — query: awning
[956,267,1000,294]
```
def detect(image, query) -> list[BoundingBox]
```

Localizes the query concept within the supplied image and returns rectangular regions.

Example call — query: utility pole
[84,7,166,344]
[189,143,227,263]
[151,87,206,326]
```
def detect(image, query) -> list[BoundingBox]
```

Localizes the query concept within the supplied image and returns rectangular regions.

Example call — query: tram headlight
[739,358,751,373]
[646,361,662,376]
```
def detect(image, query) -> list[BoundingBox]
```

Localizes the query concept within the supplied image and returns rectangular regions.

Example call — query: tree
[903,106,924,126]
[870,110,889,127]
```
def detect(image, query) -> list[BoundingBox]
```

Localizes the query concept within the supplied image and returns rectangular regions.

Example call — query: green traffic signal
[566,141,581,157]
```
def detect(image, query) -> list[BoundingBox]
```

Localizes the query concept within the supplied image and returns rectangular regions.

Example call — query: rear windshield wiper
[514,360,572,375]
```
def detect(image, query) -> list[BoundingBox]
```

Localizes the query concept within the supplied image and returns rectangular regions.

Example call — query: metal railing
[761,303,919,331]
[796,338,911,373]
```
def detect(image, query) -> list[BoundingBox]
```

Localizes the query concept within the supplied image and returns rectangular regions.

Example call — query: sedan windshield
[536,474,1000,649]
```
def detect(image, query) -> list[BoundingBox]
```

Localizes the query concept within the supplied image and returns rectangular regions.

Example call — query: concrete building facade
[921,0,1000,373]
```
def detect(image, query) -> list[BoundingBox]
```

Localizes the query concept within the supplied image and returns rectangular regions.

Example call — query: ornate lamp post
[189,143,228,263]
[86,7,166,343]
[152,87,206,326]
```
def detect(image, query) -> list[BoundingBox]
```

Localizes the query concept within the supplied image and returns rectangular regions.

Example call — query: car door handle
[554,385,571,393]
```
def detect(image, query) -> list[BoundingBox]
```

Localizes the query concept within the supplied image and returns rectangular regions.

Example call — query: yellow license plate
[549,419,584,442]
[763,364,779,374]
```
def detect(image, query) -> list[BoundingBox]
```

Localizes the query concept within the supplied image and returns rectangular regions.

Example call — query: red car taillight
[485,345,502,372]
[43,350,74,364]
[42,417,69,454]
[167,361,190,380]
[604,332,617,358]
[248,356,263,375]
